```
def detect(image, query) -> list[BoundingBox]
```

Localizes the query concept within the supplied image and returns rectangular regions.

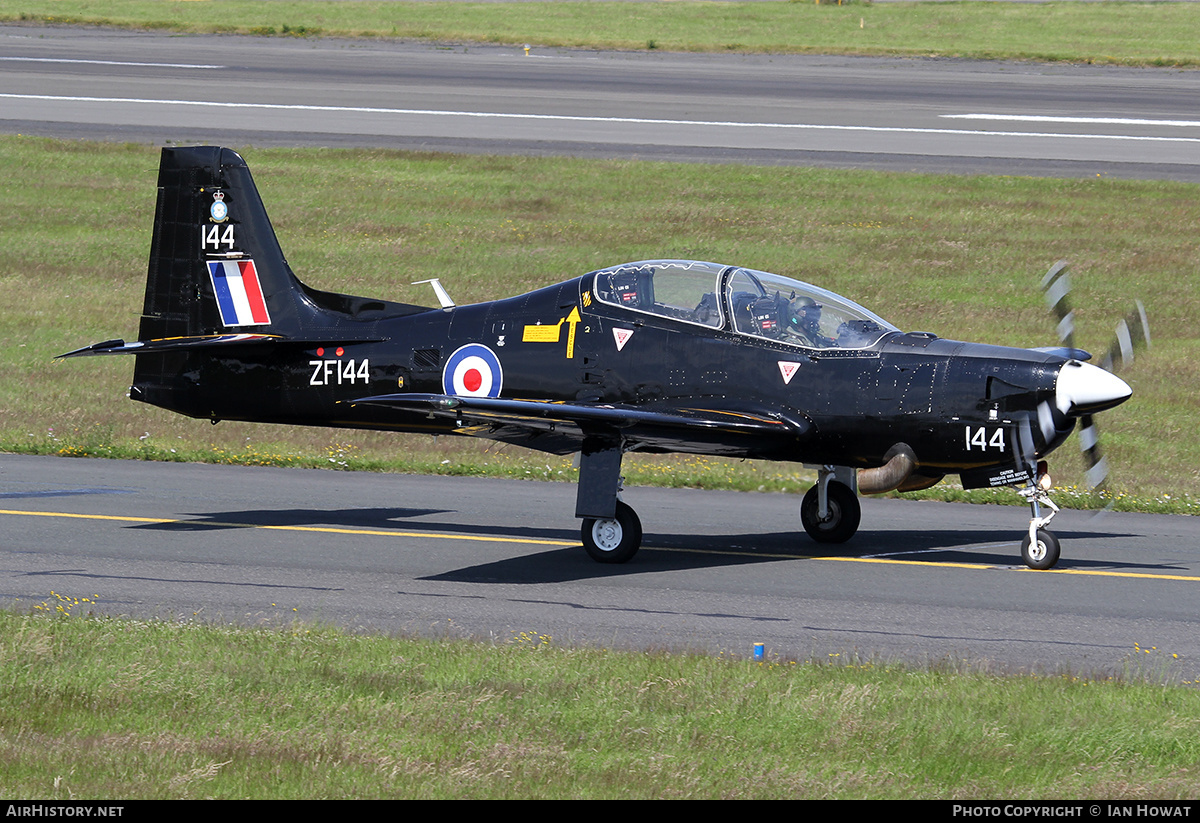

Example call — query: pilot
[607,270,641,308]
[785,296,836,347]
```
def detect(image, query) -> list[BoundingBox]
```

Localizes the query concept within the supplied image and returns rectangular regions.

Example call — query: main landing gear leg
[576,439,642,564]
[800,465,861,544]
[1017,465,1061,570]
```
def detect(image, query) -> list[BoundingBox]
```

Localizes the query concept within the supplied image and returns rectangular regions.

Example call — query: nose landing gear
[1018,461,1061,570]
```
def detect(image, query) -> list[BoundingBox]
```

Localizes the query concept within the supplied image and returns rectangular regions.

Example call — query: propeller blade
[1076,413,1111,492]
[1015,414,1038,479]
[1099,300,1150,373]
[1041,260,1076,351]
[1040,261,1147,497]
[1081,303,1148,495]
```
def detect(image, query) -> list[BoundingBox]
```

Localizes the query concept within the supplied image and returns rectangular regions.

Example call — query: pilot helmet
[788,295,822,330]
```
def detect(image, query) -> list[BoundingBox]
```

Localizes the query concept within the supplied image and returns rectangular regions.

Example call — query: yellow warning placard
[522,322,563,343]
[523,307,582,357]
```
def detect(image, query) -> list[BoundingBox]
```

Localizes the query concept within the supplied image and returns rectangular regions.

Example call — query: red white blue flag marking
[208,260,270,327]
[443,343,503,397]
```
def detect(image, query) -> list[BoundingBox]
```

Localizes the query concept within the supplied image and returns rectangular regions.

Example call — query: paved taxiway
[4,26,1199,673]
[3,455,1198,677]
[4,25,1200,180]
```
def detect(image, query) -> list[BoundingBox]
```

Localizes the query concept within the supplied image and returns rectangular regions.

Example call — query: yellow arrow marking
[565,306,581,359]
[522,306,583,359]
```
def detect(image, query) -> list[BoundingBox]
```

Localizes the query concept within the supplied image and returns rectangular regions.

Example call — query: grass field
[1,136,1196,511]
[3,4,1199,514]
[2,605,1198,799]
[4,7,1200,800]
[5,0,1200,66]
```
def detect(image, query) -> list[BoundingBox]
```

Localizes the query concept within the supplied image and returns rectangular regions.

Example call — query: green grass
[6,0,1200,66]
[2,605,1198,799]
[1,136,1196,510]
[5,14,1199,799]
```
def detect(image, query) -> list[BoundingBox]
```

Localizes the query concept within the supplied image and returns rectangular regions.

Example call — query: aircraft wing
[350,393,810,457]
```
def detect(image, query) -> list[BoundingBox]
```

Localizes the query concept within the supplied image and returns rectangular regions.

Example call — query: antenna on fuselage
[412,278,456,310]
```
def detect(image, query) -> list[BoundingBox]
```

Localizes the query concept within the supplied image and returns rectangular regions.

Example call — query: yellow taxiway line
[0,508,576,547]
[4,507,1199,582]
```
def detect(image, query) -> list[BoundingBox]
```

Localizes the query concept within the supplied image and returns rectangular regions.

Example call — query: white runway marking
[6,94,1200,145]
[944,113,1200,129]
[0,57,223,69]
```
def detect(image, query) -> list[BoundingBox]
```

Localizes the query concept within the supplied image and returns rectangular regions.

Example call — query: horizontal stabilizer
[58,333,284,358]
[59,332,384,359]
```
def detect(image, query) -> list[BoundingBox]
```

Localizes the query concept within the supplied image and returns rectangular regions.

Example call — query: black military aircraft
[63,146,1145,570]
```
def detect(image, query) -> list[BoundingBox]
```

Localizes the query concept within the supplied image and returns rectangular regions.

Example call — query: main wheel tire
[581,501,643,564]
[800,481,861,544]
[1021,529,1061,570]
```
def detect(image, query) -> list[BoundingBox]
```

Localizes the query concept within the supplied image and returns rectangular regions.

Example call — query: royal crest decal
[209,190,228,223]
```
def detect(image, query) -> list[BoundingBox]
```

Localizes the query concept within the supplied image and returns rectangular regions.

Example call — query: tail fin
[141,146,307,340]
[58,146,433,418]
[140,146,432,340]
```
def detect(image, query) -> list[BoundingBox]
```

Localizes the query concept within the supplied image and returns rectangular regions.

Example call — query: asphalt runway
[5,25,1200,180]
[2,454,1198,678]
[4,26,1199,675]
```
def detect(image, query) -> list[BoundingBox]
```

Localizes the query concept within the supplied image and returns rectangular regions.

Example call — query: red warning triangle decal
[613,328,633,351]
[778,361,801,385]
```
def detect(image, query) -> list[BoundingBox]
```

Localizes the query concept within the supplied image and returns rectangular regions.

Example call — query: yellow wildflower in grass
[33,591,99,618]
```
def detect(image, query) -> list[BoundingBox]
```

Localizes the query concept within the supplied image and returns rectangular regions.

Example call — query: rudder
[140,146,307,341]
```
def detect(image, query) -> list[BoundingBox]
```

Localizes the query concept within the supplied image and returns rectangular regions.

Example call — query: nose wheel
[1021,529,1061,570]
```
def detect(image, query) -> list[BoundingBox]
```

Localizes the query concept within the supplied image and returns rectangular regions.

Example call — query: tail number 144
[965,426,1006,453]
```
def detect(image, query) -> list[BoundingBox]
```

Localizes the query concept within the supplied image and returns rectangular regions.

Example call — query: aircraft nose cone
[1055,360,1132,416]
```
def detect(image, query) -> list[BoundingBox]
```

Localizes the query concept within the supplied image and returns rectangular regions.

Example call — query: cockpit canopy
[591,260,898,350]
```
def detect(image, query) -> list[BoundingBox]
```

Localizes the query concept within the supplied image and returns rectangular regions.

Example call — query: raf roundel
[443,343,504,398]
